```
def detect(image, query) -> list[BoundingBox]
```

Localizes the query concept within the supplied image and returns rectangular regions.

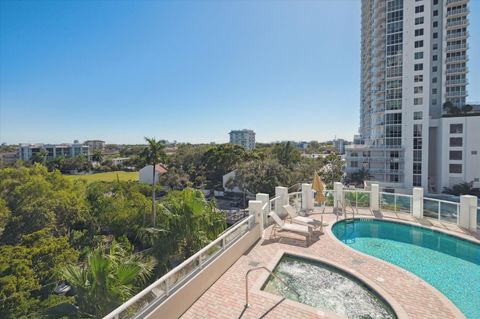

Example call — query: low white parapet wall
[145,222,261,319]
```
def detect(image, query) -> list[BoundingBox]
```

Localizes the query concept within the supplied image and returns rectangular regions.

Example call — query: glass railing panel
[380,193,396,212]
[201,241,223,265]
[118,289,161,319]
[439,201,458,223]
[423,198,439,220]
[356,192,371,208]
[168,257,201,290]
[325,190,335,206]
[396,195,412,213]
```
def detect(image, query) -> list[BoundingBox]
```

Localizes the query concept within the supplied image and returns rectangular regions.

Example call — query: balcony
[445,78,468,86]
[446,7,468,17]
[446,0,468,6]
[446,91,467,98]
[445,55,467,63]
[446,19,467,29]
[446,67,467,74]
[447,31,468,40]
[446,43,467,51]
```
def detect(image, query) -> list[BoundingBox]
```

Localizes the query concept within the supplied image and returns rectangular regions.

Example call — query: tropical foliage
[62,241,153,318]
[443,181,480,197]
[0,165,226,318]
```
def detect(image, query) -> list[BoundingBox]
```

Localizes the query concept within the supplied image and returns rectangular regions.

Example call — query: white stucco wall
[139,165,160,185]
[222,170,242,193]
[439,116,480,190]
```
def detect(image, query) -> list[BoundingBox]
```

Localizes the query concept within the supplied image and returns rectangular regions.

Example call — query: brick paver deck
[181,208,479,319]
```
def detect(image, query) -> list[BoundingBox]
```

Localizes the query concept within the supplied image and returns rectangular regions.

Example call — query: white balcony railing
[423,197,459,224]
[445,79,467,86]
[446,91,467,97]
[380,192,413,214]
[446,7,468,17]
[447,31,468,40]
[446,55,467,63]
[446,67,467,74]
[104,214,255,319]
[446,19,467,28]
[446,43,467,51]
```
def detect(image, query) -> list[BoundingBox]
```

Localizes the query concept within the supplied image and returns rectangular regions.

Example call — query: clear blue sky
[0,1,479,145]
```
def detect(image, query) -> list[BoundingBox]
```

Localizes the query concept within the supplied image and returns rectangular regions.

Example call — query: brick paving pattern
[181,208,479,319]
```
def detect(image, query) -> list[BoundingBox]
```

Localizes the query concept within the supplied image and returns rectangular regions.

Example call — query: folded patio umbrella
[312,171,325,204]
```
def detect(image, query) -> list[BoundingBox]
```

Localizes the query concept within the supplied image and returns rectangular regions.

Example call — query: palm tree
[349,167,373,186]
[31,149,48,165]
[62,241,153,318]
[140,137,166,227]
[91,150,103,163]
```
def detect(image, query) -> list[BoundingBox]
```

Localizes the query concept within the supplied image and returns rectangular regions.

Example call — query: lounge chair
[283,205,324,231]
[268,211,312,244]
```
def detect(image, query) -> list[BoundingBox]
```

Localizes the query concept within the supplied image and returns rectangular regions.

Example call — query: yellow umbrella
[312,171,325,204]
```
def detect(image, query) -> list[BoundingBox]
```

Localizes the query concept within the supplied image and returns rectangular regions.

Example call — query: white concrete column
[256,193,269,232]
[412,187,424,219]
[459,195,477,231]
[370,184,380,212]
[301,183,313,210]
[275,186,289,218]
[333,182,343,212]
[248,200,263,235]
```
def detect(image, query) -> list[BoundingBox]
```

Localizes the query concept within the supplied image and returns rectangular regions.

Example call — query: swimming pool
[332,219,480,319]
[262,254,396,319]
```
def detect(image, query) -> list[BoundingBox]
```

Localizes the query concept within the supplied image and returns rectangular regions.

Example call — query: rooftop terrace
[105,183,480,319]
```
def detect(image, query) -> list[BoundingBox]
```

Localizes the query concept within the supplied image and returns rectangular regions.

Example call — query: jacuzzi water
[332,219,480,319]
[262,254,396,319]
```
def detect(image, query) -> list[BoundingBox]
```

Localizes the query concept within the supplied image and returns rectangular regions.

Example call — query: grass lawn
[64,171,138,183]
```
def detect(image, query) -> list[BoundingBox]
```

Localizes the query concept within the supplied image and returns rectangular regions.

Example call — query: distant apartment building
[346,0,474,193]
[84,140,105,152]
[229,129,256,150]
[19,141,90,161]
[333,139,349,155]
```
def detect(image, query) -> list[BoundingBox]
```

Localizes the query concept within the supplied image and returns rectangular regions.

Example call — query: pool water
[332,219,480,319]
[262,254,396,319]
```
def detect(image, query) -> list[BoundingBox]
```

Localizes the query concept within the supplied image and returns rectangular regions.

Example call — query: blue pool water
[332,219,480,319]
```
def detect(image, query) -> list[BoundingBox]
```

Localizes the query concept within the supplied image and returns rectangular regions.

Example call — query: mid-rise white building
[229,129,256,150]
[431,115,480,191]
[84,140,105,152]
[18,141,90,161]
[346,0,473,193]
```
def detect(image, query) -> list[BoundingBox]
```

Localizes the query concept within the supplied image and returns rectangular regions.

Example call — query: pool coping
[251,249,409,319]
[327,217,468,319]
[356,214,480,245]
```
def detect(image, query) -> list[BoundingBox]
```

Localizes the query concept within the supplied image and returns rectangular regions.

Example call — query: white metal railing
[423,197,459,224]
[380,192,413,214]
[446,91,467,97]
[446,0,467,5]
[446,43,467,51]
[104,214,255,319]
[445,55,467,63]
[447,7,468,17]
[445,78,467,85]
[446,19,467,28]
[447,31,468,39]
[446,67,467,74]
[288,191,302,211]
[324,189,335,207]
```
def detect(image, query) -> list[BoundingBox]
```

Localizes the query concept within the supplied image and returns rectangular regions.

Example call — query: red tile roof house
[139,164,168,184]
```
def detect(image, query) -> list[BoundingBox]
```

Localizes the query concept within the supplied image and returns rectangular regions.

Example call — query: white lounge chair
[268,211,312,244]
[283,205,324,231]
